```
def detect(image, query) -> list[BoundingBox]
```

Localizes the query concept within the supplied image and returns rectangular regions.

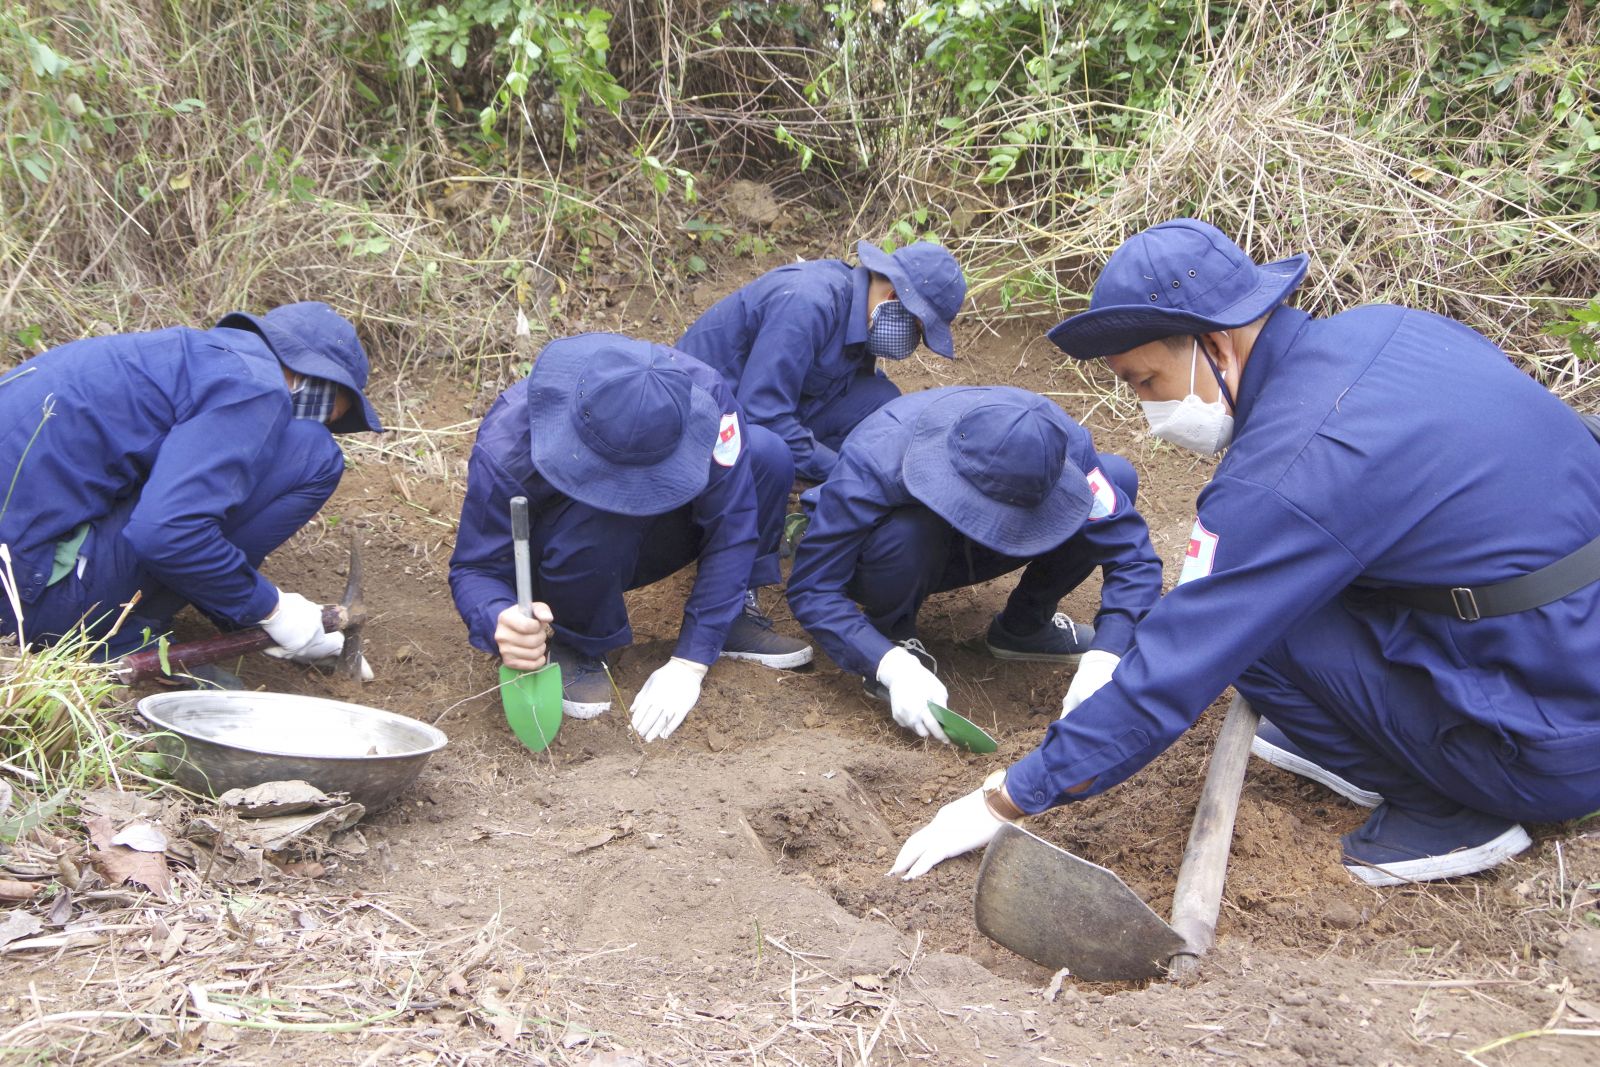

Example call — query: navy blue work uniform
[787,387,1163,679]
[449,337,792,666]
[1008,306,1600,823]
[676,260,899,483]
[0,325,346,655]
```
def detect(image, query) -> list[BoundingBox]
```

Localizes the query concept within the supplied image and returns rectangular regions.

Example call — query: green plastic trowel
[929,701,998,754]
[500,496,562,752]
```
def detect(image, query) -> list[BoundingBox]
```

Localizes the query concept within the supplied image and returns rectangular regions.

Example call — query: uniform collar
[1233,306,1310,430]
[846,265,871,347]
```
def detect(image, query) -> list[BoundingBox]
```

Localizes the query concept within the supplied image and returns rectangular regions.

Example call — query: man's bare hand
[495,601,553,670]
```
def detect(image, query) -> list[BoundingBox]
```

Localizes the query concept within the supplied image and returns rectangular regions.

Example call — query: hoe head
[974,823,1186,982]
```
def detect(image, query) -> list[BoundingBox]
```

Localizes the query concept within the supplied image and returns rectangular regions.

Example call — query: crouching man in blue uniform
[891,219,1600,886]
[676,240,967,485]
[0,303,384,669]
[786,386,1162,742]
[448,334,812,741]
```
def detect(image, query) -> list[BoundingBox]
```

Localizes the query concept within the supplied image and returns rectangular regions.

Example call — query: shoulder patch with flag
[1085,467,1118,520]
[713,412,742,467]
[1178,517,1219,584]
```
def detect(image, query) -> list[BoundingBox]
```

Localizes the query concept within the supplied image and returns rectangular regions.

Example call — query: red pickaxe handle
[112,604,351,685]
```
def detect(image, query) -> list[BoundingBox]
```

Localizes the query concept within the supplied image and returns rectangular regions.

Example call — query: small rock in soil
[1321,901,1363,929]
[1561,926,1600,979]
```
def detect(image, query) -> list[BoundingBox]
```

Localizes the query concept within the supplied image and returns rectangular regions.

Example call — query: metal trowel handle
[509,496,533,618]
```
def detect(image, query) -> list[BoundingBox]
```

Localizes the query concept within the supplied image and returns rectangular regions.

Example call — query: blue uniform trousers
[847,455,1137,642]
[534,424,791,658]
[1237,598,1600,823]
[803,371,901,460]
[5,420,343,657]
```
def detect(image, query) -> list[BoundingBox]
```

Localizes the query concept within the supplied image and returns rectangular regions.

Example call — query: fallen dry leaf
[85,814,116,852]
[87,815,171,899]
[476,990,521,1044]
[560,1023,596,1049]
[217,780,348,817]
[275,860,326,879]
[189,803,364,853]
[0,910,44,948]
[47,887,73,925]
[159,925,188,964]
[112,820,169,852]
[0,878,42,902]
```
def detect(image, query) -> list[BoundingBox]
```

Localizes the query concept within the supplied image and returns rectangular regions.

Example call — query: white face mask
[1141,340,1234,454]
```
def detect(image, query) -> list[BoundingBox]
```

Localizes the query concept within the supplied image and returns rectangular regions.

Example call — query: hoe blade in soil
[973,695,1260,982]
[974,824,1186,982]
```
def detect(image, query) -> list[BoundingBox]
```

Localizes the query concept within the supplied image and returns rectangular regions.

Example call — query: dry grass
[857,2,1600,401]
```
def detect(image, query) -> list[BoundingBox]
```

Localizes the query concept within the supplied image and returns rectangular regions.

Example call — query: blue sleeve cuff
[855,629,896,681]
[1004,750,1060,816]
[672,629,719,668]
[242,576,281,627]
[1089,614,1135,656]
[797,444,840,483]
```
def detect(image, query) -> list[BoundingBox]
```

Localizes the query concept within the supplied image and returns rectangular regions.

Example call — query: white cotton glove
[630,657,708,742]
[888,786,1008,880]
[875,646,949,743]
[1061,649,1120,718]
[260,591,344,663]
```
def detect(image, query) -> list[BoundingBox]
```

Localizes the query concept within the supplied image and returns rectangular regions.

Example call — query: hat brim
[901,388,1092,557]
[856,240,955,358]
[527,340,719,516]
[218,311,384,434]
[1045,253,1309,360]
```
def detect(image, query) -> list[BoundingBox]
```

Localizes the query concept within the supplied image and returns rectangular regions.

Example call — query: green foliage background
[0,0,1596,389]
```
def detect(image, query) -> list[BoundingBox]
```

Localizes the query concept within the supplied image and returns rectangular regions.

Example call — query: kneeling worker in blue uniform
[786,386,1163,742]
[0,303,384,668]
[676,240,967,485]
[449,334,812,741]
[892,219,1600,885]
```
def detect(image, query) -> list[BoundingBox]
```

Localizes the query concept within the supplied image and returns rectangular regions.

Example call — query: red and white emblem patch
[713,412,742,467]
[1178,517,1219,585]
[1085,466,1118,520]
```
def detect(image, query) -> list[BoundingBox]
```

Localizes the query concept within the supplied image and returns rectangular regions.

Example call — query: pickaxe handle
[1167,693,1261,979]
[111,604,352,685]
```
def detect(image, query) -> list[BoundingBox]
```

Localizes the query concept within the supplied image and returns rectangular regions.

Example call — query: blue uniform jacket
[786,386,1164,678]
[1007,306,1600,814]
[676,260,873,481]
[0,325,327,626]
[448,343,759,666]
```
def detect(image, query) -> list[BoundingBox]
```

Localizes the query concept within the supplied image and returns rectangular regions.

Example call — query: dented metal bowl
[136,691,448,812]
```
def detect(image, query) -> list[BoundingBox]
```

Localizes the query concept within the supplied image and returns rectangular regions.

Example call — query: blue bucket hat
[855,240,966,359]
[1046,219,1308,360]
[217,301,384,434]
[528,336,720,515]
[902,387,1093,557]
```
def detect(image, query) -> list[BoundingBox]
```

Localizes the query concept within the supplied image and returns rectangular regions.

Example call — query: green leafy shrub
[397,0,627,147]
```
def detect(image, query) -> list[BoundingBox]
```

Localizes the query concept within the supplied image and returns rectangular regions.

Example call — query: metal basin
[136,691,448,812]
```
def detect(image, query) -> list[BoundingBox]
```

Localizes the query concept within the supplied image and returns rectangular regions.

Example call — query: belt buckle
[1450,587,1481,622]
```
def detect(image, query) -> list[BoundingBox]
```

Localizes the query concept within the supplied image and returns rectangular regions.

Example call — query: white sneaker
[1251,719,1383,807]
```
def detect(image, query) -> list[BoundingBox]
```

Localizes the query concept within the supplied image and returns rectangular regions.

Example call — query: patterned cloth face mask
[867,298,921,360]
[290,375,343,424]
